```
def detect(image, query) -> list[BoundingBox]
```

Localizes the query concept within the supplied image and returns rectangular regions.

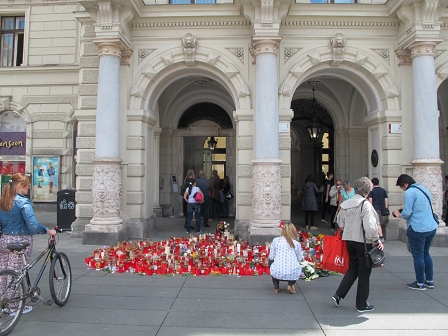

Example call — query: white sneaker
[10,305,33,317]
[321,219,328,223]
[309,226,318,230]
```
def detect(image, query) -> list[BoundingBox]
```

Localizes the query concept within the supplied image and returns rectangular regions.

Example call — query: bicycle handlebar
[55,226,72,233]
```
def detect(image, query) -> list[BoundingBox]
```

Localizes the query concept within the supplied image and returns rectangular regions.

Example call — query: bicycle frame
[10,238,58,305]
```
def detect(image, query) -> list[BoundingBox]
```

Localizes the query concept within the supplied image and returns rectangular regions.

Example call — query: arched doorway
[154,75,237,218]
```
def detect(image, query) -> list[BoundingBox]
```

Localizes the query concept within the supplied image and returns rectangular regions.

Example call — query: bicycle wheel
[49,252,72,307]
[0,270,25,336]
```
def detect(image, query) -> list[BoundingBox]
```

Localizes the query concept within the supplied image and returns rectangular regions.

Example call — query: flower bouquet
[217,221,229,232]
[300,260,329,281]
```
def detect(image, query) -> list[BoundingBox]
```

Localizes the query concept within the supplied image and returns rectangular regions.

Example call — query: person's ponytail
[0,173,28,212]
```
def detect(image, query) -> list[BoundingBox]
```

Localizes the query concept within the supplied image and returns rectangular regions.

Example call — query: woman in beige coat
[331,177,384,313]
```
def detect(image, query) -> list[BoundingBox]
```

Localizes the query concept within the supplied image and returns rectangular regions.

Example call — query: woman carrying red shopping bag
[330,177,383,313]
[322,228,349,274]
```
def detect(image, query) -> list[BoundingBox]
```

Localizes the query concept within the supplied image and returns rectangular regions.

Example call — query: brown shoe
[273,288,280,294]
[287,285,296,294]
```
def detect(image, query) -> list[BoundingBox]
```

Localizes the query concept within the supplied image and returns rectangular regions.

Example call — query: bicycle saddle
[7,242,30,252]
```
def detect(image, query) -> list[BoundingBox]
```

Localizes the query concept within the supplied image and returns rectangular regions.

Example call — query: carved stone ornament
[182,33,197,66]
[225,48,244,64]
[252,160,282,221]
[284,47,302,64]
[330,33,346,65]
[411,160,444,226]
[91,160,123,225]
[371,48,390,65]
[435,50,447,59]
[138,48,156,65]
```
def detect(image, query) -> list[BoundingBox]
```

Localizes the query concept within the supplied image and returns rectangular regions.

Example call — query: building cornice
[131,20,251,28]
[282,20,400,27]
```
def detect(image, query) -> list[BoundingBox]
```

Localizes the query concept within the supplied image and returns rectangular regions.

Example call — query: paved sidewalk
[8,213,447,336]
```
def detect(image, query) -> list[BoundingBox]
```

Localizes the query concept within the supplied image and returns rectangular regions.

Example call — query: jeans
[321,199,330,220]
[407,226,437,283]
[335,240,372,310]
[201,201,210,224]
[222,201,229,217]
[272,277,296,289]
[186,203,201,233]
[211,199,220,220]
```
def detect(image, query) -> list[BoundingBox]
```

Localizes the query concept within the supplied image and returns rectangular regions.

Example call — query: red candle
[90,259,96,268]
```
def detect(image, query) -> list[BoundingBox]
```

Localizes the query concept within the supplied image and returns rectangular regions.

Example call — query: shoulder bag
[360,200,385,268]
[225,191,234,201]
[409,185,439,224]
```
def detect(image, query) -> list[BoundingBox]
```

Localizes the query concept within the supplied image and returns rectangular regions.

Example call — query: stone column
[249,37,282,243]
[153,127,162,217]
[83,39,130,245]
[409,41,444,226]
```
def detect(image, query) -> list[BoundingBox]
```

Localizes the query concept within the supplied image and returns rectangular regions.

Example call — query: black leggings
[305,210,315,227]
[272,277,296,289]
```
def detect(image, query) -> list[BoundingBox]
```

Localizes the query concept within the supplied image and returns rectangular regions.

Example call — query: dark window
[1,16,25,66]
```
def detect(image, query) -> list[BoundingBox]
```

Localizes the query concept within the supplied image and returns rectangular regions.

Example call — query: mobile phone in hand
[392,209,403,217]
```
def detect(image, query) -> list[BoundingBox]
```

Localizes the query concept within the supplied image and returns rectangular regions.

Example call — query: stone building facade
[1,0,448,244]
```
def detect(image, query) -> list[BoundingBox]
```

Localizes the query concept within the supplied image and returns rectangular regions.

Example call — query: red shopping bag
[321,229,349,274]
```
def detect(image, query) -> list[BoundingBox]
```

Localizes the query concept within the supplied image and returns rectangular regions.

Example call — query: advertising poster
[32,157,59,202]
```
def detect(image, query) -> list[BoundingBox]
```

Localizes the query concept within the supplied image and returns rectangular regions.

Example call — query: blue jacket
[0,194,49,236]
[401,183,438,233]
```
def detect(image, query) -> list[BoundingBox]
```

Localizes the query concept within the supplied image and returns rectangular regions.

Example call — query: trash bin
[57,189,77,230]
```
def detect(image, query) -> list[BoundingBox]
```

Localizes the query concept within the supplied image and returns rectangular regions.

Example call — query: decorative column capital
[120,48,133,66]
[395,48,412,66]
[250,36,281,60]
[407,40,442,59]
[94,38,127,58]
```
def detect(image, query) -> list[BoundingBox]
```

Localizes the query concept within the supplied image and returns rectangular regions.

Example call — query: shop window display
[0,111,26,196]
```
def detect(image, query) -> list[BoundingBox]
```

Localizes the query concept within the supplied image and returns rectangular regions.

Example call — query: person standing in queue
[196,170,211,227]
[210,170,221,221]
[368,178,388,242]
[183,178,204,234]
[302,175,319,230]
[328,179,342,231]
[321,172,334,223]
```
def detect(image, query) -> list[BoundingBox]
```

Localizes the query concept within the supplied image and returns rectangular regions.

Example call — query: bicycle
[0,227,72,336]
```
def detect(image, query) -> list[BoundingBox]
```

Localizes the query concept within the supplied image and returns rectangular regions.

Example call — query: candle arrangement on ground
[84,221,334,280]
[298,230,331,281]
[85,222,271,276]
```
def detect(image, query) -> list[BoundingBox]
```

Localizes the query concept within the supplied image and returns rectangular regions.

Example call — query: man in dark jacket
[211,170,221,220]
[196,170,211,227]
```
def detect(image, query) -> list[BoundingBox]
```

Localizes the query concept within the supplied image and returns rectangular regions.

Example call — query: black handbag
[360,200,385,268]
[364,245,385,268]
[381,207,390,216]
